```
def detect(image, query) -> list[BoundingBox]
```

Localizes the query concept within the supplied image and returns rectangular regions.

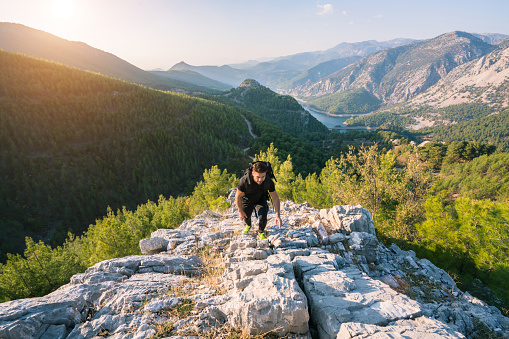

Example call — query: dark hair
[252,161,268,173]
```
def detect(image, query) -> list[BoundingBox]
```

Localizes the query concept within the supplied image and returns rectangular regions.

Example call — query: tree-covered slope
[222,79,330,137]
[435,152,509,200]
[307,88,381,115]
[0,23,214,93]
[0,50,256,260]
[421,109,509,150]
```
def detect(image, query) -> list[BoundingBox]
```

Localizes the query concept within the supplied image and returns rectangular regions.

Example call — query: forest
[307,88,381,115]
[1,50,508,315]
[219,81,330,138]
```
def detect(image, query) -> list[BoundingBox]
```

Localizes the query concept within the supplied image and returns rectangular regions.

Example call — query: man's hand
[269,190,282,228]
[236,189,247,222]
[239,210,247,222]
[275,214,282,228]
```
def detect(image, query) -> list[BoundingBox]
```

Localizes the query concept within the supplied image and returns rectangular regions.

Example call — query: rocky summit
[1,190,508,339]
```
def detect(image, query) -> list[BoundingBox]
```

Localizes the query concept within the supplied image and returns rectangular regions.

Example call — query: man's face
[252,170,266,185]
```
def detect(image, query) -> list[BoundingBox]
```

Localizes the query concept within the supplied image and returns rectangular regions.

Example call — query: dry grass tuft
[152,321,174,338]
[194,245,227,294]
[198,325,282,339]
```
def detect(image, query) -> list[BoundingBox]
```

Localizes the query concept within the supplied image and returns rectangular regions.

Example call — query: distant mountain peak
[170,61,191,70]
[239,78,261,88]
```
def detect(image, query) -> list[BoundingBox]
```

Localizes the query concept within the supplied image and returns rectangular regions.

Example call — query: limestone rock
[85,254,204,277]
[314,221,329,245]
[221,253,309,336]
[0,283,112,339]
[294,254,421,339]
[1,202,508,339]
[139,236,169,254]
[326,205,376,235]
[337,316,466,338]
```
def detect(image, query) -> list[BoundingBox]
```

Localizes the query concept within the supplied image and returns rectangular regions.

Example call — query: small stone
[329,232,346,244]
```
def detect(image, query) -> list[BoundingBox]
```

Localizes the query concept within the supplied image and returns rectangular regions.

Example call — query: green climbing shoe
[258,232,266,240]
[242,225,251,234]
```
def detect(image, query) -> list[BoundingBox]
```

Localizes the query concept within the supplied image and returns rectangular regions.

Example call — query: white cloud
[348,21,355,25]
[316,4,334,15]
[374,14,383,18]
[342,10,347,16]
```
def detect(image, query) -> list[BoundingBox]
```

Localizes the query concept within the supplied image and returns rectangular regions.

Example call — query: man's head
[251,162,268,185]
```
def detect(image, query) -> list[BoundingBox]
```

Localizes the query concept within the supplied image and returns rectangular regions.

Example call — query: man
[236,161,281,240]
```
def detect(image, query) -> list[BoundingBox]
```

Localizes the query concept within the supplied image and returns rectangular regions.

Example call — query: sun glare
[52,0,74,19]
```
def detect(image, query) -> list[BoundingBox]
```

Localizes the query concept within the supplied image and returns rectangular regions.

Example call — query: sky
[1,0,509,70]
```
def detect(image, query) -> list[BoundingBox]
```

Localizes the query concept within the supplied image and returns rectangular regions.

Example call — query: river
[299,102,370,132]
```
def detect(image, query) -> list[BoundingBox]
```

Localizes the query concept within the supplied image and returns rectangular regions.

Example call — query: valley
[298,102,371,131]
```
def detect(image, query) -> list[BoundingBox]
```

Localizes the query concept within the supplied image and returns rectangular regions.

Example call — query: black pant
[242,199,268,232]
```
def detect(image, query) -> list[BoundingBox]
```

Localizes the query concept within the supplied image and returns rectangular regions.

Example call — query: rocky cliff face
[1,192,508,338]
[289,32,497,105]
[410,40,509,108]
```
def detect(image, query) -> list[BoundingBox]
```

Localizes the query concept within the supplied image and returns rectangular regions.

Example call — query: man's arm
[269,190,282,228]
[236,189,247,221]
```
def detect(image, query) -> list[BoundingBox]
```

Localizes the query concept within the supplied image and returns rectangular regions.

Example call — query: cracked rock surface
[1,193,508,338]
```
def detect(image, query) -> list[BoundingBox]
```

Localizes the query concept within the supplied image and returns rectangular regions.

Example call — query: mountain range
[286,32,498,106]
[3,22,507,119]
[408,38,509,109]
[164,31,509,119]
[0,23,226,94]
[168,39,418,89]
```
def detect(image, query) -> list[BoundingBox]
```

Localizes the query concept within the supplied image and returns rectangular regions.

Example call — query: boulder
[221,254,309,336]
[139,236,169,254]
[327,205,375,235]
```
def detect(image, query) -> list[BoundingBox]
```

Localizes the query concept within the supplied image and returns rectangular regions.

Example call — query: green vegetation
[223,80,330,138]
[247,115,326,176]
[421,109,509,150]
[435,152,509,200]
[346,103,494,129]
[419,141,497,171]
[307,88,381,115]
[435,103,494,123]
[346,110,415,128]
[0,236,85,300]
[416,194,509,305]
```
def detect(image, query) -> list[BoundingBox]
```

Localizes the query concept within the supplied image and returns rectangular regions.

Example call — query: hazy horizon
[1,0,509,70]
